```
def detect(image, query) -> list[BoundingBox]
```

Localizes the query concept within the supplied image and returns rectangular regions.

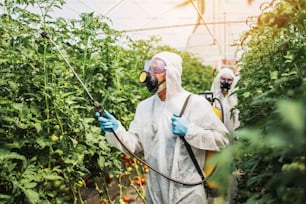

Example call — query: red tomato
[122,154,130,160]
[123,195,131,202]
[120,172,125,178]
[140,177,146,185]
[85,178,91,187]
[105,173,112,184]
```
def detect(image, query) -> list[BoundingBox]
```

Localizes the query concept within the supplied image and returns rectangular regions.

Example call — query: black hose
[111,129,204,186]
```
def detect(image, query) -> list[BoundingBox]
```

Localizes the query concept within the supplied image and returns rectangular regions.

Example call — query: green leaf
[23,182,37,189]
[24,189,40,204]
[34,122,42,132]
[43,174,63,180]
[277,100,304,134]
[36,138,49,148]
[97,155,105,168]
[0,149,26,163]
[270,71,278,80]
[0,194,12,202]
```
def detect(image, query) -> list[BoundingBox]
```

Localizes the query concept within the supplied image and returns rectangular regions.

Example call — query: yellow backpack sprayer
[199,91,224,197]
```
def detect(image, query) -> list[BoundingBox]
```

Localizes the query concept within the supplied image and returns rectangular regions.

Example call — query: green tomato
[288,162,299,171]
[281,164,289,172]
[52,180,62,188]
[59,184,67,192]
[298,163,305,172]
[50,134,59,142]
[76,180,83,188]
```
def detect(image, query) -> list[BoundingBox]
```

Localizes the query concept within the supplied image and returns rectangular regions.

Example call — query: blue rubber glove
[95,110,119,132]
[171,113,189,137]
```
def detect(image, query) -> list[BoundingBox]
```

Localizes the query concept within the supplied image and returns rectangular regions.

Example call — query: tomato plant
[0,0,213,203]
[225,0,306,203]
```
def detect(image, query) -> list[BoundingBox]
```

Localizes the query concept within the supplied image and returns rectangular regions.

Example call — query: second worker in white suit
[211,68,240,133]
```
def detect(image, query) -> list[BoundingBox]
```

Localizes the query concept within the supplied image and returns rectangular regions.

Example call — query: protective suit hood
[211,68,240,132]
[211,67,238,97]
[152,51,184,99]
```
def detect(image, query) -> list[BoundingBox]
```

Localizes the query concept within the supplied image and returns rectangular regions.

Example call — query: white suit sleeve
[105,123,143,154]
[183,96,229,151]
[104,99,150,155]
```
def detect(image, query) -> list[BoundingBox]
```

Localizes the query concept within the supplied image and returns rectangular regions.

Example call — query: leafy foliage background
[0,1,213,203]
[3,0,304,204]
[228,0,305,203]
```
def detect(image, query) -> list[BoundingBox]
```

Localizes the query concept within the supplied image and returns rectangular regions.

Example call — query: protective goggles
[220,77,233,84]
[144,58,166,74]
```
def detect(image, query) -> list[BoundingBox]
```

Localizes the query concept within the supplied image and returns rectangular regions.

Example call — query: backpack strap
[179,94,192,117]
[179,94,212,198]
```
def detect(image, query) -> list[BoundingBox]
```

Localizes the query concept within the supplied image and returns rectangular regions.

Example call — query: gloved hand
[95,110,119,132]
[171,113,189,137]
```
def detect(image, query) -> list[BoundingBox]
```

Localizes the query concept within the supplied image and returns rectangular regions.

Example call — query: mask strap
[158,79,166,85]
[157,79,166,93]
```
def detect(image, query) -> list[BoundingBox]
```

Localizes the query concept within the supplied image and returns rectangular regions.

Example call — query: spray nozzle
[94,101,104,116]
[40,31,50,40]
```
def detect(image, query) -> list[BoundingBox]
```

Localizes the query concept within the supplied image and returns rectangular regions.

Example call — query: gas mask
[139,58,166,94]
[139,71,166,94]
[220,79,232,93]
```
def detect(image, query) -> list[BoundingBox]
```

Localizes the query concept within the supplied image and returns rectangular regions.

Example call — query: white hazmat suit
[211,68,240,133]
[106,52,229,204]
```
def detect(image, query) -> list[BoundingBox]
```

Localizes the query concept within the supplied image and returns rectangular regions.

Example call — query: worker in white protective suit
[211,68,240,133]
[96,51,229,204]
[211,68,241,204]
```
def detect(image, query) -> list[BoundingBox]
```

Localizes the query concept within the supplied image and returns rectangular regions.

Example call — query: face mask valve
[139,71,159,93]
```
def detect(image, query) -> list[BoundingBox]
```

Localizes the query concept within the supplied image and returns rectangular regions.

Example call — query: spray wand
[40,31,103,114]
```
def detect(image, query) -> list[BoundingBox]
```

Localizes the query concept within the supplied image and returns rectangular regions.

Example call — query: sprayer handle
[94,101,104,116]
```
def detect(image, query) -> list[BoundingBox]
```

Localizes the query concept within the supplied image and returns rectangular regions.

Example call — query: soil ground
[80,175,146,204]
